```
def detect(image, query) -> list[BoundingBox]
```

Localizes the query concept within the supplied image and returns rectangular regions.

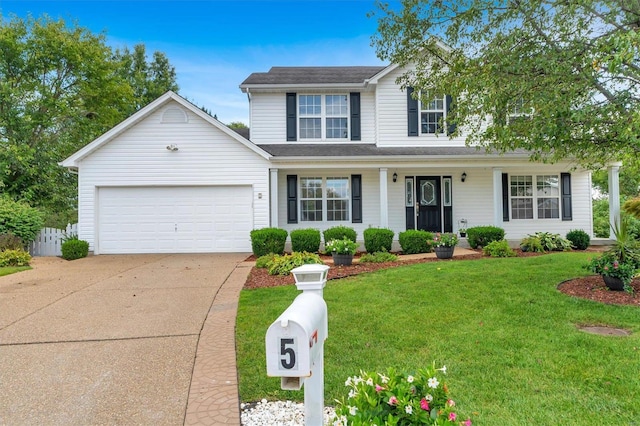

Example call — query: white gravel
[241,400,336,426]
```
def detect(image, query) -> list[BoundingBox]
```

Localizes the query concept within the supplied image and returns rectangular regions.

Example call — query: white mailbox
[265,292,327,379]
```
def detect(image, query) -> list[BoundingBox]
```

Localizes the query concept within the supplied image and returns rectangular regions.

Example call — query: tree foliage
[0,14,179,220]
[372,0,640,168]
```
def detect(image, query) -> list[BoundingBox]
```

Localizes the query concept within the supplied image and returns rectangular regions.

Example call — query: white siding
[77,100,270,252]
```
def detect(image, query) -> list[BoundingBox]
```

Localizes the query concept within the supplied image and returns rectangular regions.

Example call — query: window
[510,175,559,219]
[300,177,350,221]
[299,95,348,140]
[420,96,445,134]
[507,98,532,127]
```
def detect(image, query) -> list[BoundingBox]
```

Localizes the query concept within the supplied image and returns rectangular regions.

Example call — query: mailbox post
[266,264,330,426]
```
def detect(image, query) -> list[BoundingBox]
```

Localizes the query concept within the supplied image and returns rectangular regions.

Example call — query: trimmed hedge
[467,226,505,249]
[61,239,89,260]
[0,197,44,243]
[566,229,590,250]
[250,228,288,257]
[290,228,321,253]
[363,228,394,253]
[0,249,31,266]
[323,226,357,243]
[398,230,434,254]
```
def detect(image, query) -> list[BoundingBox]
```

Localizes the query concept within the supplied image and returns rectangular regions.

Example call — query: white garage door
[97,186,253,254]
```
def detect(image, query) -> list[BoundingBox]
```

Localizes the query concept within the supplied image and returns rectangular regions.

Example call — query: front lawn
[237,252,640,424]
[0,266,30,277]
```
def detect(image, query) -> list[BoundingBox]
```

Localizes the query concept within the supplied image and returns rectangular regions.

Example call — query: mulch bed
[244,249,640,307]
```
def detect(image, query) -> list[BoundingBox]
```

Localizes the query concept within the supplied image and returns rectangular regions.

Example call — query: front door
[416,176,442,232]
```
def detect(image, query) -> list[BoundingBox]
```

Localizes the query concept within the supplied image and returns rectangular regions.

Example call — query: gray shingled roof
[241,66,387,86]
[257,144,530,157]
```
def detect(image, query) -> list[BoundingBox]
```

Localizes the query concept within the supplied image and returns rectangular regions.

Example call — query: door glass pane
[420,181,437,206]
[443,178,452,206]
[405,178,414,207]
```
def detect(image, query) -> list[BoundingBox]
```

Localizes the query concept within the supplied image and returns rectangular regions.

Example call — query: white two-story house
[61,63,621,254]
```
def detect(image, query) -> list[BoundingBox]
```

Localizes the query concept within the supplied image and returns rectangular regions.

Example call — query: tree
[227,121,248,129]
[371,0,640,168]
[0,14,178,224]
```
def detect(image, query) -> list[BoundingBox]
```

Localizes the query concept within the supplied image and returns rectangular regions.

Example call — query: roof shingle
[241,66,387,86]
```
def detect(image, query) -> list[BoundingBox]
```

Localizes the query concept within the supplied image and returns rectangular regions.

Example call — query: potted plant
[325,237,359,266]
[587,253,635,292]
[459,228,467,238]
[432,232,458,259]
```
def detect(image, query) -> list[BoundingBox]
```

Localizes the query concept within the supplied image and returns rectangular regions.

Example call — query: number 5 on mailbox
[266,292,327,378]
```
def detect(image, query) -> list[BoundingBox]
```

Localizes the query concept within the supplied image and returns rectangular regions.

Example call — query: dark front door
[416,176,442,232]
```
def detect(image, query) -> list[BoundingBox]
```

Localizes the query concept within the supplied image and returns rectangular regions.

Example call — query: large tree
[0,14,178,223]
[372,0,640,168]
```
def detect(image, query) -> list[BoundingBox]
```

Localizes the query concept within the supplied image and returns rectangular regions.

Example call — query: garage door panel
[98,186,253,254]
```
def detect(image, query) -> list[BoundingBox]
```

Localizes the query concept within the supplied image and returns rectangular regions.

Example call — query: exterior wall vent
[161,107,188,124]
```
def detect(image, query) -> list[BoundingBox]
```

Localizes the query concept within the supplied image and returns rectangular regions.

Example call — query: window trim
[298,94,350,141]
[300,176,351,222]
[509,174,561,220]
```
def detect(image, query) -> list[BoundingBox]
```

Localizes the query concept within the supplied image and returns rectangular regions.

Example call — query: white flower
[407,375,414,383]
[353,376,364,385]
[425,394,434,402]
[438,365,447,375]
[349,405,358,415]
[405,405,413,414]
[366,377,374,386]
[428,377,439,388]
[348,389,358,399]
[378,373,390,384]
[345,377,352,387]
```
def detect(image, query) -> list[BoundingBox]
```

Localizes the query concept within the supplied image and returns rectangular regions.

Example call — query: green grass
[0,266,30,277]
[236,253,640,425]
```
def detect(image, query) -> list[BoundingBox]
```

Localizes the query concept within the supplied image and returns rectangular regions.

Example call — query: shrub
[0,197,44,243]
[323,226,357,243]
[290,228,321,253]
[250,228,288,257]
[466,226,505,249]
[61,239,89,260]
[483,240,516,257]
[398,230,434,254]
[532,232,572,251]
[267,252,324,276]
[0,233,24,251]
[324,238,359,255]
[255,253,277,268]
[359,251,398,263]
[363,228,394,253]
[566,229,591,250]
[520,236,544,253]
[0,249,31,267]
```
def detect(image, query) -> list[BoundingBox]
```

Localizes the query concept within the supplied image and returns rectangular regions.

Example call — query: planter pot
[434,246,455,259]
[332,253,353,266]
[602,275,625,291]
[459,233,466,238]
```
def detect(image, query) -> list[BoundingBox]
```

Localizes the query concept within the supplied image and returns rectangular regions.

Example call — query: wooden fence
[29,223,78,257]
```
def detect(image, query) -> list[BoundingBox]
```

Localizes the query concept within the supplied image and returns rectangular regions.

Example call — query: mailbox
[265,292,328,379]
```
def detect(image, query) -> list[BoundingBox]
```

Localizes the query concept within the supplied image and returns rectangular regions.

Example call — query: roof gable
[61,91,270,168]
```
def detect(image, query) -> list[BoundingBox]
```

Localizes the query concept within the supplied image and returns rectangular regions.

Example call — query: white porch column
[608,164,621,238]
[379,168,389,227]
[270,168,279,227]
[492,168,503,226]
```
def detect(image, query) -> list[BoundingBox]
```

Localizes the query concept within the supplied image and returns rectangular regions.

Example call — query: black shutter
[350,92,361,141]
[502,173,510,221]
[287,175,298,223]
[286,93,297,141]
[351,174,362,223]
[446,94,457,135]
[561,173,572,221]
[407,87,419,136]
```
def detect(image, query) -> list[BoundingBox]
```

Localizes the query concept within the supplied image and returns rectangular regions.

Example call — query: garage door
[97,186,253,254]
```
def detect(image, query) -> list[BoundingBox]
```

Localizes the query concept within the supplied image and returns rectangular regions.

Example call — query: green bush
[255,253,277,268]
[483,240,516,257]
[0,233,24,251]
[566,229,591,250]
[61,239,89,260]
[531,232,572,251]
[0,197,44,243]
[0,249,31,267]
[250,228,288,257]
[398,230,434,254]
[466,226,505,249]
[363,228,394,253]
[267,252,324,276]
[520,236,545,252]
[359,251,398,263]
[290,228,321,253]
[323,226,357,243]
[592,198,610,238]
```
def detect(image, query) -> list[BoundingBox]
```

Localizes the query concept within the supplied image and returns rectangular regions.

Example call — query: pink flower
[449,412,457,422]
[463,419,472,426]
[420,398,429,411]
[447,399,456,407]
[375,384,384,393]
[604,266,609,271]
[388,396,398,406]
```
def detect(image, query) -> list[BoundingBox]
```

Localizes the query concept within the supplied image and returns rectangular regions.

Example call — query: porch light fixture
[461,171,467,182]
[166,144,179,152]
[393,172,398,183]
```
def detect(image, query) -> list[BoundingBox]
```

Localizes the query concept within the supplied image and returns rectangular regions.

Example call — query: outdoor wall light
[166,144,179,152]
[461,171,467,182]
[393,172,398,183]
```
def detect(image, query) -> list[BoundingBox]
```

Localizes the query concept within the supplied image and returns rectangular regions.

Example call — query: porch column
[270,168,279,227]
[379,168,389,227]
[492,168,503,226]
[608,164,621,238]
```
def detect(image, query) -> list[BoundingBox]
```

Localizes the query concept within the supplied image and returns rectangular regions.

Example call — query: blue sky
[0,0,392,124]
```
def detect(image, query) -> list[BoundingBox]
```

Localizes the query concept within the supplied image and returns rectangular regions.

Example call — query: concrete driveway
[0,253,250,425]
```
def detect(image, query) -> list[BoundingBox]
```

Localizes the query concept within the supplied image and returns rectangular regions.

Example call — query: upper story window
[420,96,446,134]
[299,94,348,140]
[510,175,559,219]
[507,98,532,127]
